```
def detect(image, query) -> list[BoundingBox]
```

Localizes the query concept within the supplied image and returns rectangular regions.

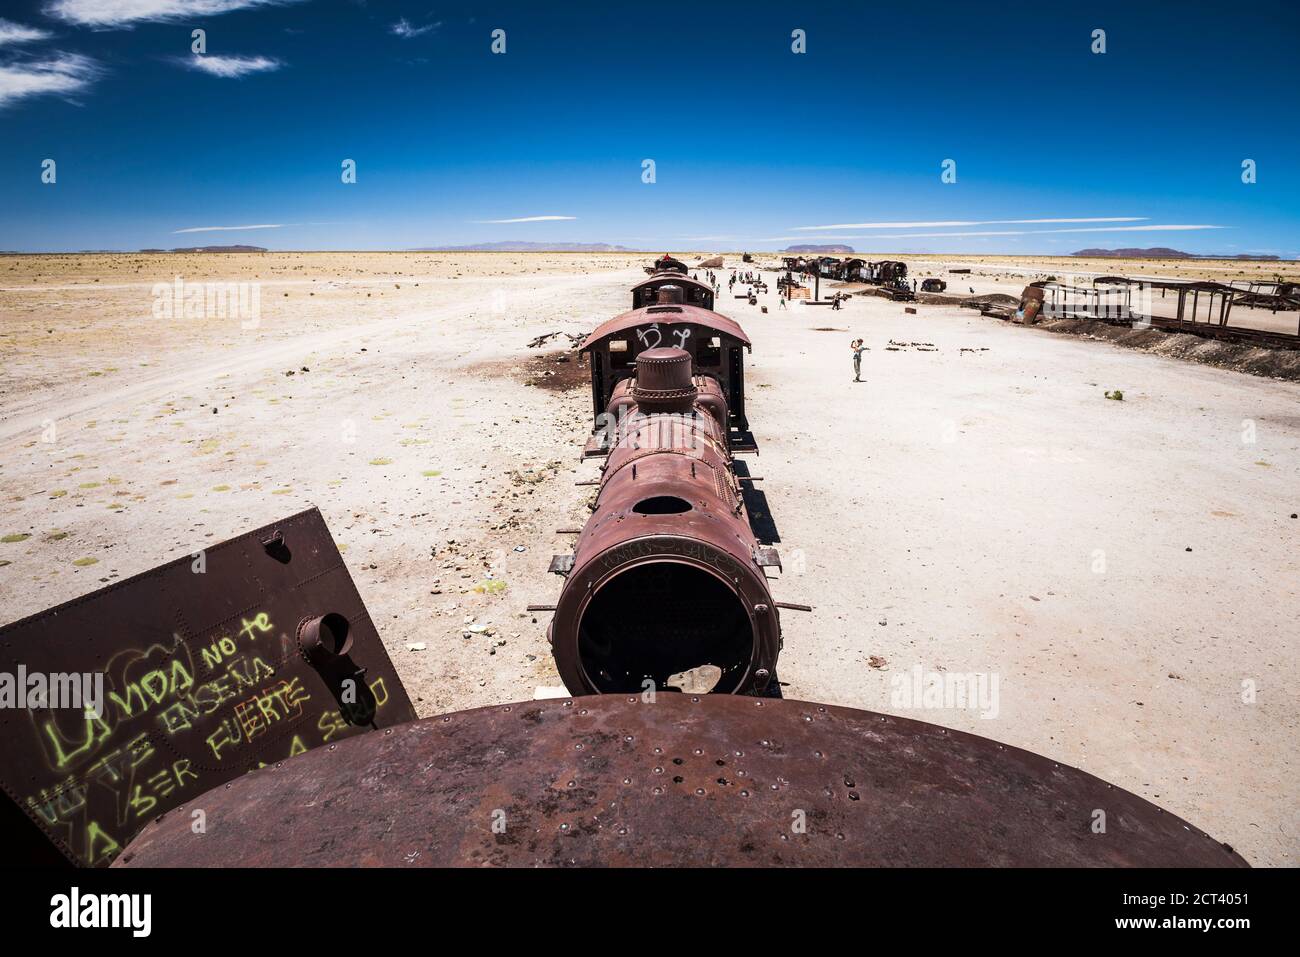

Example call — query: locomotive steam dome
[632,346,697,413]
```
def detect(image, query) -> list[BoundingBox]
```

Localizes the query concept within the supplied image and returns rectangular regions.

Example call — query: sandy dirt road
[733,276,1299,866]
[1,253,1295,865]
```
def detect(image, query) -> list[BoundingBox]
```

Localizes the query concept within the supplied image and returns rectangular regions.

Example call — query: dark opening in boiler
[633,495,692,515]
[577,561,753,694]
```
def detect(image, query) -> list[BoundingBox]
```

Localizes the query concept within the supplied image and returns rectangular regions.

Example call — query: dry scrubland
[0,251,1296,865]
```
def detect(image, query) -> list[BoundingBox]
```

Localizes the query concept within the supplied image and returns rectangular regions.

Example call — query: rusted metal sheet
[581,304,751,351]
[114,693,1248,868]
[0,507,415,867]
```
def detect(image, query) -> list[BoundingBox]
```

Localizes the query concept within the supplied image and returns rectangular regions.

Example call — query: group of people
[693,262,868,382]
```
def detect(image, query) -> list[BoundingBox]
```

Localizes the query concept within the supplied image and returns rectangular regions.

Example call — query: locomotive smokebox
[550,346,781,696]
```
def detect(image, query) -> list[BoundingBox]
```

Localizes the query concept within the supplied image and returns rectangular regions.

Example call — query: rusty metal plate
[115,694,1245,868]
[0,507,415,867]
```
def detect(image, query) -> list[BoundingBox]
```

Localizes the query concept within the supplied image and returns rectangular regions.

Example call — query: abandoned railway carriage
[632,271,715,311]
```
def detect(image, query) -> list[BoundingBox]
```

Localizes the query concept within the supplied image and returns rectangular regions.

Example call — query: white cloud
[0,52,100,108]
[173,224,284,233]
[391,18,440,38]
[181,54,281,77]
[471,215,577,224]
[762,224,1225,242]
[793,217,1148,231]
[43,0,297,28]
[0,18,53,45]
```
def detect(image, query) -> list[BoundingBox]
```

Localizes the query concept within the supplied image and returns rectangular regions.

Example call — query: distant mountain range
[781,244,854,254]
[139,245,269,253]
[1072,247,1281,261]
[411,241,634,252]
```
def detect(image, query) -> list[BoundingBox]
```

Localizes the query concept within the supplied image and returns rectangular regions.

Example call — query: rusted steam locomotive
[541,255,788,696]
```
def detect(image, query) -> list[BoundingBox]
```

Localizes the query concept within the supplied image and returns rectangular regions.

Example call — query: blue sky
[1,0,1297,255]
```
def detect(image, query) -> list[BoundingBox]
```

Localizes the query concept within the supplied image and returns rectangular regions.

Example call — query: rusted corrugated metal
[113,693,1248,868]
[0,508,415,866]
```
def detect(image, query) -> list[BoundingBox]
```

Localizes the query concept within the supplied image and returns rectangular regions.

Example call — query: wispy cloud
[173,224,285,233]
[792,217,1148,231]
[391,18,440,38]
[43,0,298,28]
[0,52,100,109]
[761,224,1226,242]
[179,54,281,78]
[471,215,577,224]
[0,18,52,45]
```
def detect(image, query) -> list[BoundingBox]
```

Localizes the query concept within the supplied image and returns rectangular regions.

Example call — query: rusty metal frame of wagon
[114,693,1249,868]
[0,507,416,867]
[581,304,753,439]
[1036,277,1300,347]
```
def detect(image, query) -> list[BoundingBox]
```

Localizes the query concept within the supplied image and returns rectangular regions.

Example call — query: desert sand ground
[1,252,1296,866]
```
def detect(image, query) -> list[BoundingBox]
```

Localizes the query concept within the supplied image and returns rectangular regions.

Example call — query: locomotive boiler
[544,278,784,696]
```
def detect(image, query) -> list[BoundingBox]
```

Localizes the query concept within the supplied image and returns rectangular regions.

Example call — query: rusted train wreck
[539,268,789,696]
[0,256,1254,869]
[997,276,1300,349]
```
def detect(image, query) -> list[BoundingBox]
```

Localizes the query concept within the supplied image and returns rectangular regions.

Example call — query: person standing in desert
[851,338,866,382]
